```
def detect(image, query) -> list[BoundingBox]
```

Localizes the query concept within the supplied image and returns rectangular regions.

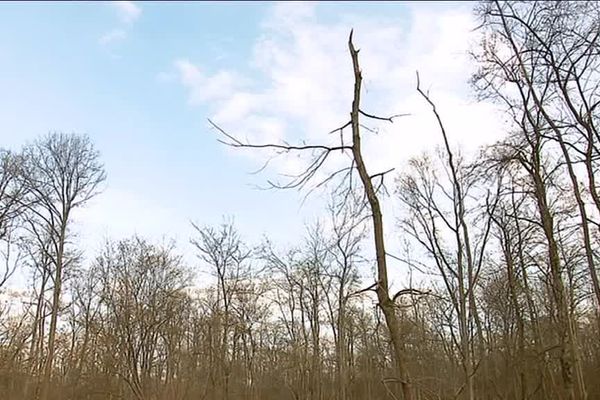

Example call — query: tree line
[1,1,599,399]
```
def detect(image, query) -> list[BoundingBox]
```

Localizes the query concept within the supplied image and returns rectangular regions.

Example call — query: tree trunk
[348,32,414,400]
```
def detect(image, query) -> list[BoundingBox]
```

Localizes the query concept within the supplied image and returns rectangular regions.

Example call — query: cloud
[98,28,127,46]
[173,3,506,289]
[175,3,502,179]
[174,60,247,105]
[112,1,142,24]
[99,1,142,50]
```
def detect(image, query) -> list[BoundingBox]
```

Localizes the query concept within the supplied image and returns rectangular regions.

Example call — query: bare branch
[359,109,411,123]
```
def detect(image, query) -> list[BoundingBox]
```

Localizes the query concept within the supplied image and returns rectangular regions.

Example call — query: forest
[0,1,599,400]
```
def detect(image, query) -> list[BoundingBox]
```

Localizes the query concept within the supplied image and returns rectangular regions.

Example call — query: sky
[0,1,506,288]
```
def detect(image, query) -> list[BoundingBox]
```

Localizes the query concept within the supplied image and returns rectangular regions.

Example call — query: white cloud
[112,1,142,24]
[98,28,127,46]
[174,60,247,105]
[175,3,503,179]
[99,1,141,49]
[173,3,506,288]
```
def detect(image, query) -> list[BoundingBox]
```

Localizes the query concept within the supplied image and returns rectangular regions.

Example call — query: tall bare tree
[474,0,600,317]
[212,31,415,400]
[20,133,105,400]
[191,219,252,400]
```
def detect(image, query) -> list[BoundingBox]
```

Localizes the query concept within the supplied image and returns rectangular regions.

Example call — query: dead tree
[212,31,415,400]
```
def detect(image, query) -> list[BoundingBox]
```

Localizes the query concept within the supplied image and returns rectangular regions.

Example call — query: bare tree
[95,237,188,400]
[3,3,600,399]
[19,132,106,400]
[0,150,28,290]
[474,0,600,317]
[323,194,365,400]
[472,1,600,398]
[191,219,252,400]
[212,31,415,400]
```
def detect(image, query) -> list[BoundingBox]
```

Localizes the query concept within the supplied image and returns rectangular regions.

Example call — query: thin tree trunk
[40,222,66,400]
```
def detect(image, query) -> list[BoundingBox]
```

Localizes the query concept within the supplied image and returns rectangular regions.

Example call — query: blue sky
[0,1,505,285]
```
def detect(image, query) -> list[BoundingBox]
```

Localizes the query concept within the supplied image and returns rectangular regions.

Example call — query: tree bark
[348,32,414,400]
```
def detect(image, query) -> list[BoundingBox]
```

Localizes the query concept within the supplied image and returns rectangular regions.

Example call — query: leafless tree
[20,132,106,400]
[0,150,28,290]
[474,0,600,318]
[95,237,188,400]
[191,219,252,400]
[212,31,415,400]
